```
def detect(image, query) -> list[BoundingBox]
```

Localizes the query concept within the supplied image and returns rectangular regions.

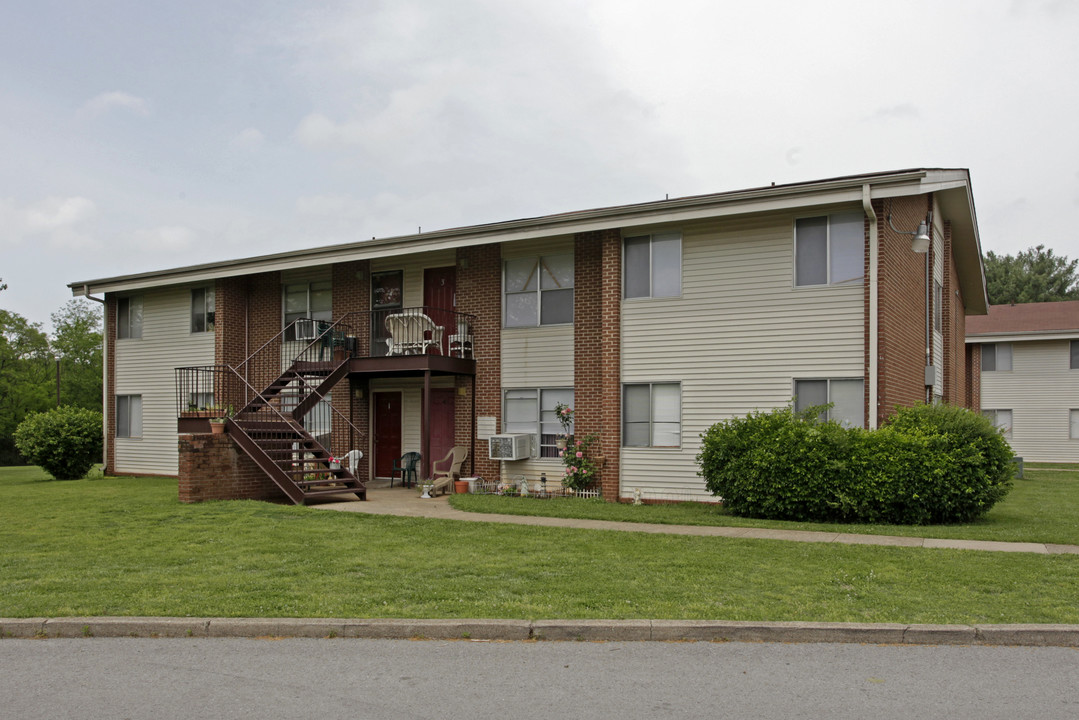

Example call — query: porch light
[887,212,932,254]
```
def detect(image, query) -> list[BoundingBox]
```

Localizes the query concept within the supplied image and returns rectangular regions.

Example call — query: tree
[0,310,53,464]
[50,300,103,412]
[984,245,1079,305]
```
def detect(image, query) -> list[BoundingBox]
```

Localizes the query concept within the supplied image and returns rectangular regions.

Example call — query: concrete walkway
[316,486,1079,556]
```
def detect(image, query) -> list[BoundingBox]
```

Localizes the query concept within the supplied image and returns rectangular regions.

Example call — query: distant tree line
[0,281,102,465]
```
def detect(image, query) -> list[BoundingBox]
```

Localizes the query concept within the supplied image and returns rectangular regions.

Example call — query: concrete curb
[3,617,1078,646]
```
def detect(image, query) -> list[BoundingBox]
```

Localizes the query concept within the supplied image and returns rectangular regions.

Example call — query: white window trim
[982,409,1013,439]
[191,287,215,334]
[622,232,683,300]
[622,382,682,449]
[502,387,573,459]
[502,255,575,328]
[792,377,866,429]
[117,296,143,340]
[116,394,142,439]
[792,212,866,288]
[982,342,1013,373]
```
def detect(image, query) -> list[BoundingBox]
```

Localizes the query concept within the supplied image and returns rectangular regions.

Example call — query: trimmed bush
[697,403,1014,525]
[14,406,103,481]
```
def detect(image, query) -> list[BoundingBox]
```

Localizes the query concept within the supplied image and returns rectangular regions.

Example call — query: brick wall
[455,243,502,481]
[966,343,981,411]
[105,295,116,474]
[575,229,622,500]
[177,432,290,503]
[332,260,370,472]
[875,195,933,424]
[941,220,970,407]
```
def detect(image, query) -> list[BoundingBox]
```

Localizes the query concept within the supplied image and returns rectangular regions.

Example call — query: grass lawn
[2,465,1078,624]
[450,468,1079,546]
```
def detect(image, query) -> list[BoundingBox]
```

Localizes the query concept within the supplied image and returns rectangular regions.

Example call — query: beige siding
[620,210,865,500]
[980,339,1079,462]
[498,236,575,483]
[115,286,216,475]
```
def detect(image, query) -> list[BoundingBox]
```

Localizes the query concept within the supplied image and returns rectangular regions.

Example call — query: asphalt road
[3,638,1077,719]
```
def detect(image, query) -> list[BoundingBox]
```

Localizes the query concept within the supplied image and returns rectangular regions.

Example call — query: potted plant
[554,402,574,449]
[208,404,233,435]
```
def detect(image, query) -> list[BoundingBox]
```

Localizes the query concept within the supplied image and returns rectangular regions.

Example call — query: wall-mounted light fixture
[887,211,932,254]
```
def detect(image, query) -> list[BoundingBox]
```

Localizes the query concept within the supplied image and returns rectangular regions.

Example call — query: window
[504,255,573,327]
[117,296,143,339]
[116,395,142,438]
[1070,410,1079,439]
[1071,341,1079,370]
[624,233,681,298]
[982,343,1012,372]
[623,383,681,447]
[284,281,332,340]
[187,392,214,411]
[982,409,1012,439]
[794,212,864,286]
[794,378,865,428]
[503,388,573,457]
[933,280,943,332]
[191,287,215,333]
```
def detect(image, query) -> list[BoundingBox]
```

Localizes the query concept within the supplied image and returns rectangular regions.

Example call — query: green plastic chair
[391,452,421,488]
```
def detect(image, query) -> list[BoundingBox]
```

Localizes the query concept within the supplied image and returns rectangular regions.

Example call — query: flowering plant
[553,402,574,435]
[559,433,598,491]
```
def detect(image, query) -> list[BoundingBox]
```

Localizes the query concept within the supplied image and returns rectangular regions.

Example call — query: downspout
[862,186,879,429]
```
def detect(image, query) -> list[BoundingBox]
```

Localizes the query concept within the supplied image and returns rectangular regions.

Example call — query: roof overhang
[69,168,989,303]
[966,330,1079,344]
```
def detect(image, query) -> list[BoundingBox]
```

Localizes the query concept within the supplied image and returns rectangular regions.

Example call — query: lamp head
[910,222,930,253]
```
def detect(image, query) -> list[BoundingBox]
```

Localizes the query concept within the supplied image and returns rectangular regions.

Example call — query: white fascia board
[71,169,947,296]
[966,330,1079,343]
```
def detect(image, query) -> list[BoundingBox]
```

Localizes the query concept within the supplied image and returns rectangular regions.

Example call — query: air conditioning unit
[488,434,532,461]
[294,318,317,341]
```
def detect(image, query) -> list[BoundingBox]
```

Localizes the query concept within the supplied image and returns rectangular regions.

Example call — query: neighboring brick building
[70,168,989,503]
[967,301,1079,462]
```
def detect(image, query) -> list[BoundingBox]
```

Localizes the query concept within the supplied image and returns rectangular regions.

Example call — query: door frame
[372,390,403,480]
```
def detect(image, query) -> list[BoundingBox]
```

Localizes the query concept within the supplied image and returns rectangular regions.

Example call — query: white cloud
[78,91,150,118]
[130,225,198,253]
[0,196,98,249]
[231,127,266,150]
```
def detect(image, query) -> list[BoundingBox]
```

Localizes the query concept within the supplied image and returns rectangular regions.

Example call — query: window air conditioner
[488,434,532,461]
[294,318,317,341]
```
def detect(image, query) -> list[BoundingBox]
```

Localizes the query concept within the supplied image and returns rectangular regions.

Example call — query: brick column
[178,432,289,503]
[874,195,933,426]
[456,243,502,482]
[332,260,370,461]
[575,228,622,500]
[214,277,248,368]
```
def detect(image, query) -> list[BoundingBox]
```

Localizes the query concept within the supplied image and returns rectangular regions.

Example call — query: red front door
[373,392,402,478]
[423,266,456,355]
[426,389,456,470]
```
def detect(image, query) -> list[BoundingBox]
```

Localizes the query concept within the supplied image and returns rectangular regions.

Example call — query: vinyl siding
[932,214,944,390]
[620,210,865,500]
[980,339,1079,462]
[115,286,216,475]
[499,236,575,483]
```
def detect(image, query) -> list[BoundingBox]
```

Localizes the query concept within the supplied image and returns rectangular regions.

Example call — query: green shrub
[697,403,1013,525]
[14,406,103,480]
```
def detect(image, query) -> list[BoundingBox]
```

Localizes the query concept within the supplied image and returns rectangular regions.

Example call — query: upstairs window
[982,343,1012,372]
[795,212,864,286]
[284,281,332,340]
[504,255,574,327]
[624,233,681,298]
[933,281,943,332]
[117,296,143,339]
[1071,341,1079,370]
[191,287,215,333]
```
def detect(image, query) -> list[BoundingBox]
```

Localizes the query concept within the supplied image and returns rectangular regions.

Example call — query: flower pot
[556,437,568,450]
[210,421,226,435]
[454,480,469,494]
[420,484,433,499]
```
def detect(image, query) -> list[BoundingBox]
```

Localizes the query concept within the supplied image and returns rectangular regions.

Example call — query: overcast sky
[2,0,1078,329]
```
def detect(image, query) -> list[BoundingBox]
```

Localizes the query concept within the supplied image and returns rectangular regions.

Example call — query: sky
[2,0,1078,330]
